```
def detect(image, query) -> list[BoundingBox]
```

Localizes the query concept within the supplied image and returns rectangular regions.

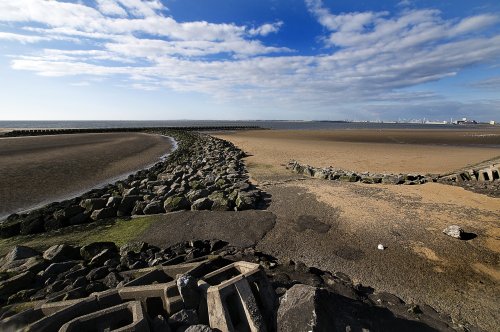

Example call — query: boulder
[43,244,81,262]
[168,309,199,328]
[68,212,89,225]
[2,246,40,265]
[191,198,213,211]
[235,193,256,210]
[0,219,21,238]
[187,189,209,202]
[90,207,117,221]
[80,198,107,212]
[208,192,231,211]
[41,261,80,278]
[89,248,119,266]
[86,266,109,281]
[80,242,117,261]
[123,187,140,197]
[143,201,165,215]
[119,242,148,256]
[177,274,200,310]
[117,195,142,216]
[277,284,335,332]
[20,214,45,235]
[443,225,464,239]
[131,201,147,215]
[0,271,34,299]
[53,205,84,221]
[164,196,190,212]
[5,256,47,275]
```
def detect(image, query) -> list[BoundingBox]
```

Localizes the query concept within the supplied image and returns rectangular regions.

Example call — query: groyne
[1,126,262,137]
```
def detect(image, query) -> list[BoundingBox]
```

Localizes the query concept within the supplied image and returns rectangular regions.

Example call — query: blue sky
[0,0,499,121]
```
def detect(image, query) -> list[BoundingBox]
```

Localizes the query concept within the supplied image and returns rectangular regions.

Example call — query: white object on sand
[377,244,385,250]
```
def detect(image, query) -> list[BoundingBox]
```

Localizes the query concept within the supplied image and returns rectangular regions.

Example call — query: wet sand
[0,133,174,218]
[217,129,500,174]
[215,128,500,331]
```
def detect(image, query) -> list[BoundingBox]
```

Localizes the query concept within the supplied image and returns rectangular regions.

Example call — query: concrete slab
[138,210,276,248]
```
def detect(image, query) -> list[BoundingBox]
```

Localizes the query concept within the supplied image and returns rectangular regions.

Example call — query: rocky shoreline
[0,130,264,238]
[0,240,474,331]
[286,160,434,185]
[286,160,500,197]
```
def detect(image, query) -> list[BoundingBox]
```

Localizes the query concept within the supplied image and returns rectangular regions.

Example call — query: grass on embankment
[0,216,157,255]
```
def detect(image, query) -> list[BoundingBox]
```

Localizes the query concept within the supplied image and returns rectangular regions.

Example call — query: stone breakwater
[0,130,264,238]
[286,160,434,185]
[0,241,469,331]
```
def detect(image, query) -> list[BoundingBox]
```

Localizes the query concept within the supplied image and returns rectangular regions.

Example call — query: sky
[0,0,499,121]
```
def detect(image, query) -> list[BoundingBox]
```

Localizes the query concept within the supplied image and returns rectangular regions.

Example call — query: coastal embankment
[0,132,175,218]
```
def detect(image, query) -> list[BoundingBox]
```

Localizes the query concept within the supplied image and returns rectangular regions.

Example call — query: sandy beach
[0,132,174,218]
[215,128,500,331]
[217,129,500,174]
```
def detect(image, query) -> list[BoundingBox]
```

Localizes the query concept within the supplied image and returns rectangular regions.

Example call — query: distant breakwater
[1,125,263,137]
[0,129,265,238]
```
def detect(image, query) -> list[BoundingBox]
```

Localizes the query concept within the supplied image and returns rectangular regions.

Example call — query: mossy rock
[164,196,190,212]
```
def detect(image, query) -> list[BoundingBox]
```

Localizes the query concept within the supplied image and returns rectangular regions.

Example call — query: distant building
[490,120,496,125]
[454,118,477,125]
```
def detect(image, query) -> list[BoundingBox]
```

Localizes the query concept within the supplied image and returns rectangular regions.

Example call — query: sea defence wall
[441,163,500,182]
[1,126,262,137]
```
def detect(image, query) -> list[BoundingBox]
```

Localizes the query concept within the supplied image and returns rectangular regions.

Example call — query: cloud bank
[0,0,499,119]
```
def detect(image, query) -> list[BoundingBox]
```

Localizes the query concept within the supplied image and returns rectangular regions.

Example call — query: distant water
[0,120,491,131]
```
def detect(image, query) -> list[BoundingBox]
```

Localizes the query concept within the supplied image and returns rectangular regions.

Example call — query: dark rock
[86,266,109,281]
[120,242,148,256]
[208,192,231,211]
[177,274,200,310]
[2,246,40,265]
[164,196,190,212]
[123,187,140,197]
[191,198,213,211]
[0,219,21,238]
[72,276,88,288]
[42,261,80,278]
[168,309,199,328]
[143,201,165,215]
[85,281,108,294]
[90,207,117,221]
[43,244,81,262]
[152,315,172,332]
[80,198,107,212]
[0,271,34,298]
[80,242,117,261]
[103,272,122,288]
[118,195,142,216]
[277,284,329,332]
[131,201,147,215]
[235,192,256,210]
[19,214,45,235]
[53,205,84,221]
[68,212,89,225]
[89,249,119,266]
[106,196,122,209]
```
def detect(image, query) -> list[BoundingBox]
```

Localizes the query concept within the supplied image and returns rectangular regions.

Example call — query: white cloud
[248,21,283,36]
[96,0,128,17]
[0,0,499,119]
[0,31,49,43]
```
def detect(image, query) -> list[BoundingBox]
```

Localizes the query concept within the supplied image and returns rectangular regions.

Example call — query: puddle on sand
[294,215,331,233]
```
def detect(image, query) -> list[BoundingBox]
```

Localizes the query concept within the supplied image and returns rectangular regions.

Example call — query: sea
[0,120,493,131]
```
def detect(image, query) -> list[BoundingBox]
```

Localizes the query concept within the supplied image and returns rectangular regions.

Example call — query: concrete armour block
[59,300,149,332]
[198,261,277,332]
